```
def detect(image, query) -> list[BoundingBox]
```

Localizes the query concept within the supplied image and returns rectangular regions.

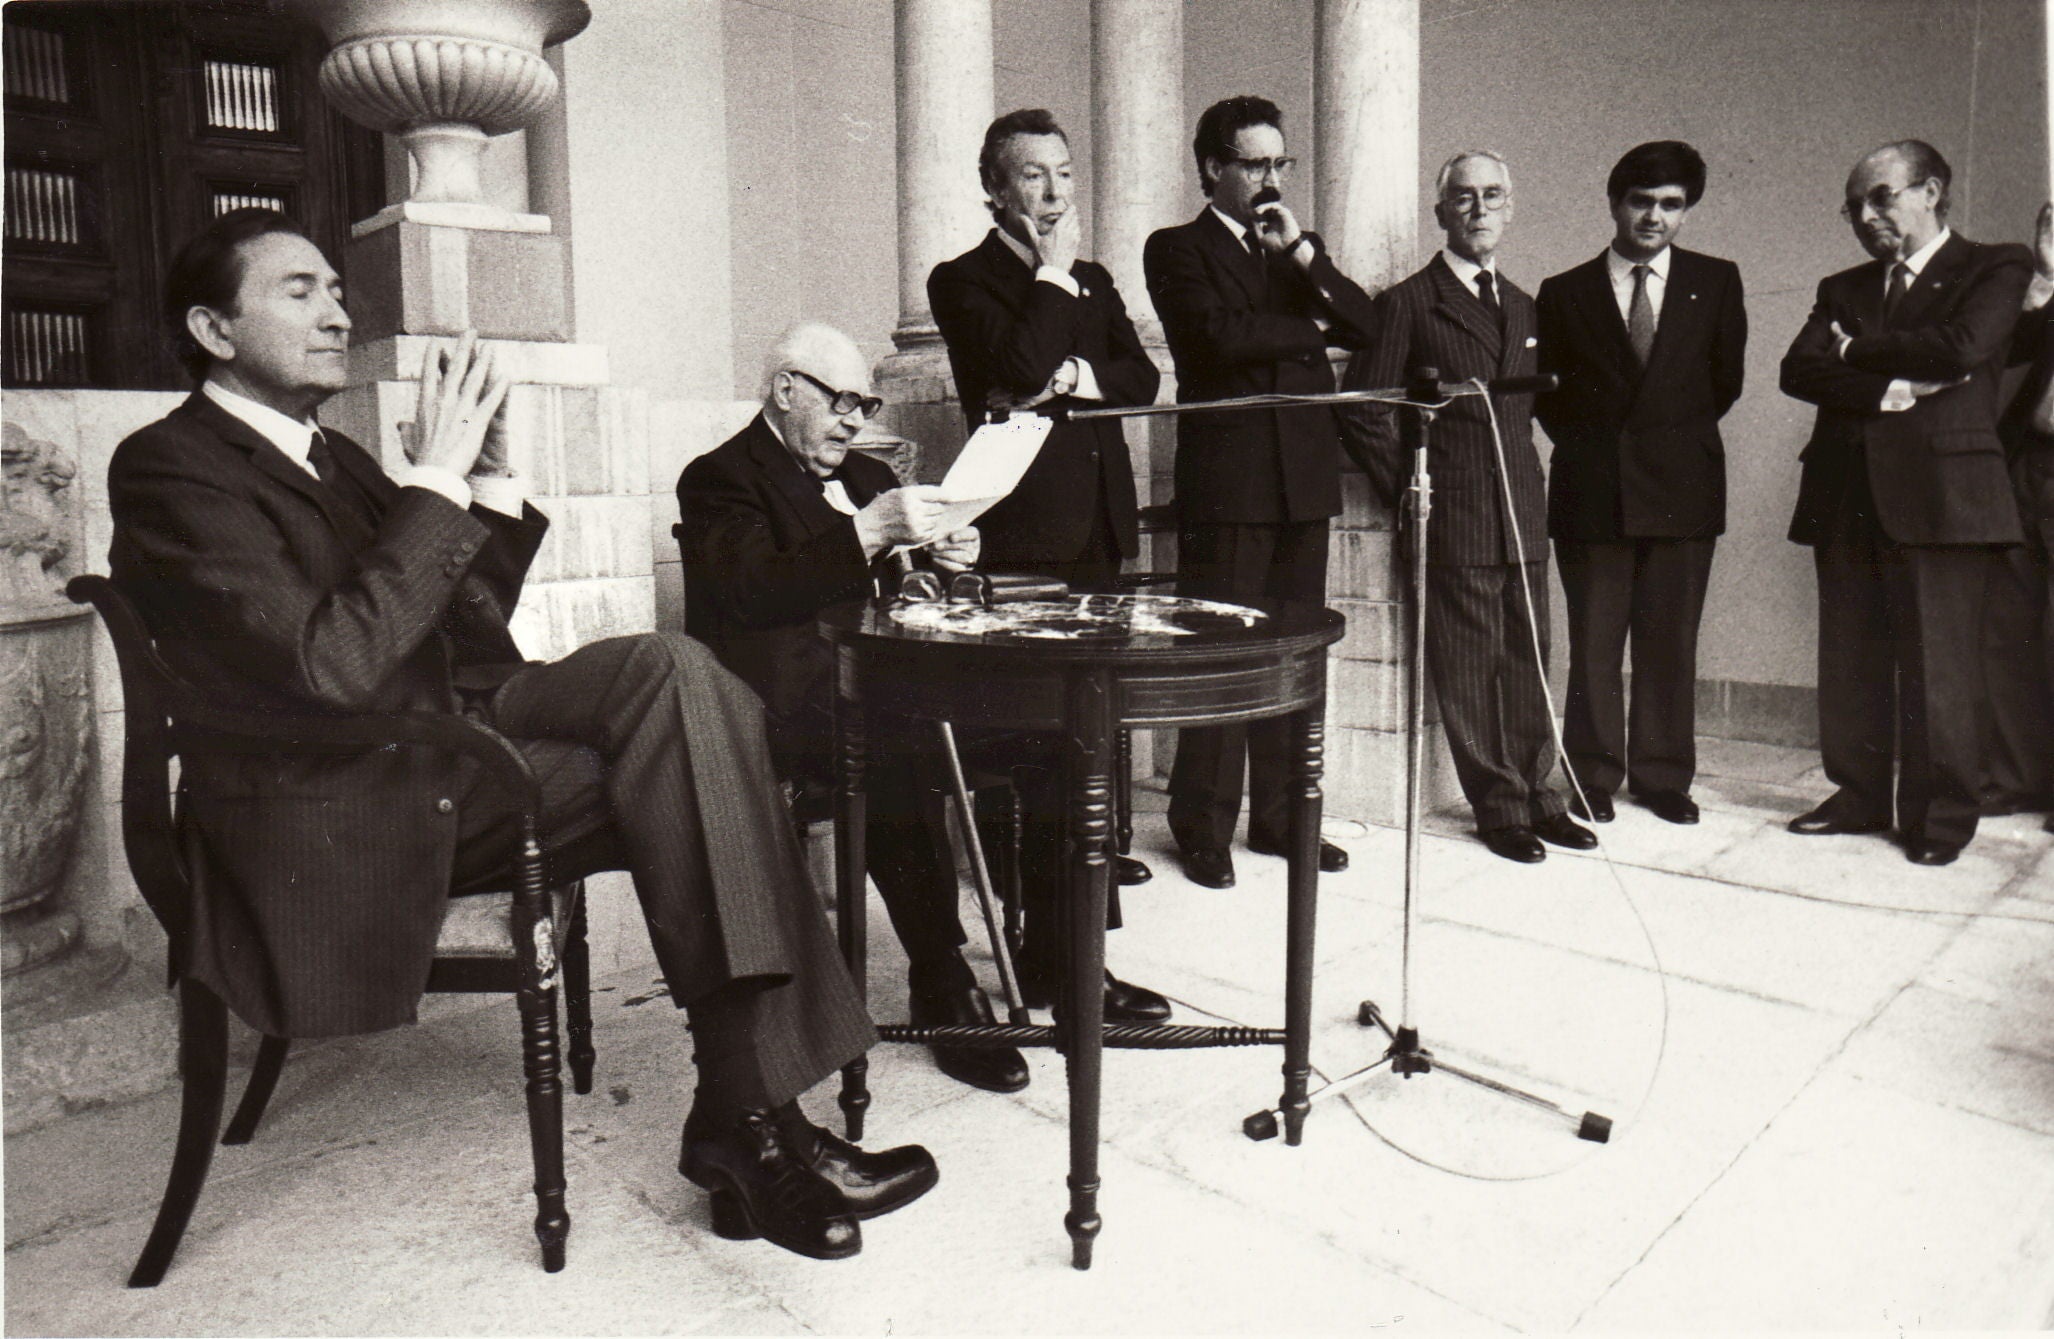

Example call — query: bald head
[760,321,879,478]
[1844,140,1950,260]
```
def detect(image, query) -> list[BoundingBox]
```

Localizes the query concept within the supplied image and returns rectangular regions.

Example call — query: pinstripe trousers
[449,632,877,1109]
[1425,562,1567,831]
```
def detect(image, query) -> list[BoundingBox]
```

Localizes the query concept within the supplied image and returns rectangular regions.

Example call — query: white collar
[995,225,1038,270]
[1440,248,1497,290]
[1607,245,1671,281]
[203,379,318,469]
[1898,227,1952,278]
[1209,204,1251,243]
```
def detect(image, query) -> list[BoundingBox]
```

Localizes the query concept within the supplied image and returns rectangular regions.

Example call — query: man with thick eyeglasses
[927,107,1175,1030]
[677,323,1043,1096]
[1780,140,2031,866]
[1341,151,1593,865]
[1144,94,1377,891]
[1534,141,1748,832]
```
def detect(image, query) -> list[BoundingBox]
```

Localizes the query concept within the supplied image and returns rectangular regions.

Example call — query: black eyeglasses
[788,368,883,418]
[1841,182,1922,221]
[1221,153,1296,179]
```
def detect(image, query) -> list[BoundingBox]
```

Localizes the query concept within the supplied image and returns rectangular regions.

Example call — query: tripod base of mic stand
[1336,1001,1612,1144]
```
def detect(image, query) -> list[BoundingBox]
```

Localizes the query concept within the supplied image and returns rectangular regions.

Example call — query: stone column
[1313,0,1456,825]
[873,0,993,478]
[1090,0,1183,344]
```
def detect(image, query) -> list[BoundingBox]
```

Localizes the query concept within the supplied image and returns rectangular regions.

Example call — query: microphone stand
[1053,373,1612,1145]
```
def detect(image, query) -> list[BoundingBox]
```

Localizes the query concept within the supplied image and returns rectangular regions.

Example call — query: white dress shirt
[1606,244,1670,324]
[201,380,526,515]
[995,226,1102,401]
[1439,247,1498,295]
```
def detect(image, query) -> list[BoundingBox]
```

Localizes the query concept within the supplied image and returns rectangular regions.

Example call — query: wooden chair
[66,575,595,1288]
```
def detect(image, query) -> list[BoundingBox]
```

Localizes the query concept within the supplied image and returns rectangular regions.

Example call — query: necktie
[1475,269,1502,328]
[1884,261,1911,318]
[307,428,339,488]
[1627,263,1656,366]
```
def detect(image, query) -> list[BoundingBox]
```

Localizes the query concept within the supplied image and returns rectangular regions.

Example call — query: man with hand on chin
[1780,140,2031,866]
[928,107,1172,1027]
[1144,94,1376,890]
[109,209,935,1263]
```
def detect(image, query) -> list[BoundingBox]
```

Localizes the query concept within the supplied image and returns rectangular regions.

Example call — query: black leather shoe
[1178,844,1236,889]
[793,1122,938,1221]
[1634,789,1700,825]
[1115,854,1153,885]
[1020,969,1173,1023]
[909,980,1029,1094]
[1533,813,1599,850]
[1568,790,1615,823]
[679,1109,861,1260]
[1479,825,1545,863]
[1246,836,1350,872]
[1905,839,1963,866]
[1788,801,1891,836]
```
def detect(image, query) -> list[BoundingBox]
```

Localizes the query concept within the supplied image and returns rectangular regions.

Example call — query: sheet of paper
[900,413,1055,548]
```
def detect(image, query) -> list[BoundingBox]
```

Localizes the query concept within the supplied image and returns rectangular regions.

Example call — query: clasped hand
[402,330,515,477]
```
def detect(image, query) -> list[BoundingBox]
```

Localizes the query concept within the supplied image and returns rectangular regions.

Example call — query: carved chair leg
[517,979,570,1272]
[563,888,595,1096]
[129,979,230,1288]
[220,1035,291,1146]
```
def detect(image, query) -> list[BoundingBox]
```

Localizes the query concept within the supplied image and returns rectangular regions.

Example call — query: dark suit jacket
[1781,232,2030,547]
[107,392,548,1037]
[675,414,896,778]
[1144,209,1378,525]
[929,230,1160,566]
[1536,247,1747,541]
[1340,254,1546,567]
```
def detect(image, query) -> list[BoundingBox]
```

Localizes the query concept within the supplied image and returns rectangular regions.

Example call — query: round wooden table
[819,593,1345,1269]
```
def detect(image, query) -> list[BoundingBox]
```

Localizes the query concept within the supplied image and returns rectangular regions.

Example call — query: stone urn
[0,421,92,992]
[280,0,591,230]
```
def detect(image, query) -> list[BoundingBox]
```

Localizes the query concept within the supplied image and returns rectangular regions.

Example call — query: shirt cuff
[1035,265,1081,297]
[1880,379,1917,412]
[1067,357,1104,401]
[397,464,473,510]
[467,473,529,517]
[2027,272,2054,312]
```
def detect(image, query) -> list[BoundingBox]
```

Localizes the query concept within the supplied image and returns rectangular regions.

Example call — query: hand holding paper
[909,414,1056,545]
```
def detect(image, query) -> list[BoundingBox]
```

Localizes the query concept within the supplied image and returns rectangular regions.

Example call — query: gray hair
[1434,150,1513,199]
[759,321,863,401]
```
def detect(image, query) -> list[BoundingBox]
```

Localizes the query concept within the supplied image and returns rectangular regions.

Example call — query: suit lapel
[1888,232,1967,330]
[1197,208,1267,308]
[186,392,363,540]
[743,414,850,542]
[1427,255,1504,361]
[1498,276,1533,377]
[1576,252,1640,373]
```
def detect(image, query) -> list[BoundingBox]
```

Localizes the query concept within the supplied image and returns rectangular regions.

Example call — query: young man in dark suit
[1341,152,1595,864]
[924,110,1172,1024]
[1780,140,2031,865]
[1535,141,1747,827]
[108,210,935,1261]
[678,321,1033,1095]
[1143,95,1377,889]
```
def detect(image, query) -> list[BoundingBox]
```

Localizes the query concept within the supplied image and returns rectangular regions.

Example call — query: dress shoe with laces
[1568,790,1614,823]
[1115,854,1154,885]
[1246,835,1350,872]
[1787,800,1891,836]
[1020,968,1173,1022]
[1533,813,1599,850]
[679,1108,861,1260]
[785,1116,939,1221]
[1634,789,1700,825]
[908,978,1030,1094]
[1479,825,1545,863]
[1178,844,1236,889]
[1904,839,1963,867]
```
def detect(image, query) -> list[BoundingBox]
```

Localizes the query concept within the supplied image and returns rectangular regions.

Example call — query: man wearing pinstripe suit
[107,209,934,1260]
[1340,153,1595,863]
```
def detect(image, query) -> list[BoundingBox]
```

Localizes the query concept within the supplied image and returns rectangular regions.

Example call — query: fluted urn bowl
[281,0,591,205]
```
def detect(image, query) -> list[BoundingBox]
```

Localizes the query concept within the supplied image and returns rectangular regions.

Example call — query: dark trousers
[1169,518,1330,849]
[1425,561,1566,831]
[1979,445,2054,809]
[1814,544,1998,849]
[450,633,876,1109]
[1556,537,1716,796]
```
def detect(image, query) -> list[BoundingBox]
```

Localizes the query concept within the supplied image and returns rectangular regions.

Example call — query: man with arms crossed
[1780,140,2030,865]
[1535,141,1747,827]
[109,210,934,1262]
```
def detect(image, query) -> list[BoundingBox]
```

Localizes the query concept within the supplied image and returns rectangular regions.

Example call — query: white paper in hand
[918,414,1056,541]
